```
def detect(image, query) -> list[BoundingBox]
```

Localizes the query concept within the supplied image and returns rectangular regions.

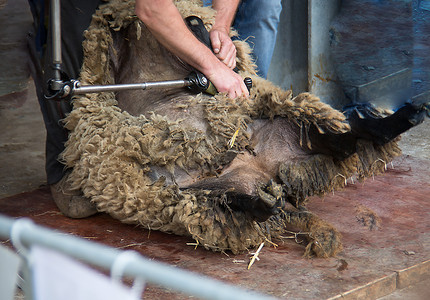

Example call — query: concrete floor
[380,279,430,300]
[1,0,429,299]
[0,80,46,198]
[2,156,430,299]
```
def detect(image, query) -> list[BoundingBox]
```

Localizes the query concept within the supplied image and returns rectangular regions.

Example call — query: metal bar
[0,215,276,300]
[73,80,191,95]
[51,0,61,65]
[50,0,62,85]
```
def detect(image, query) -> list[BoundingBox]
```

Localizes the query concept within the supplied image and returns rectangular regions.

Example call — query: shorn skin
[62,0,426,257]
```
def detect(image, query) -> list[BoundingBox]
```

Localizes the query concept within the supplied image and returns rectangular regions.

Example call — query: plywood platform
[1,155,429,299]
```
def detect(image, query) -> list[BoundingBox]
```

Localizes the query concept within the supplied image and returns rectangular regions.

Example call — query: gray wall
[268,0,344,108]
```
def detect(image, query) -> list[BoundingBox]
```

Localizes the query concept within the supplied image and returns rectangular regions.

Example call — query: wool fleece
[61,0,400,257]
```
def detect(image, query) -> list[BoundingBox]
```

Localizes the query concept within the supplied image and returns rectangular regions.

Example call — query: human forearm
[134,0,248,98]
[135,0,219,74]
[211,0,240,32]
[209,0,240,68]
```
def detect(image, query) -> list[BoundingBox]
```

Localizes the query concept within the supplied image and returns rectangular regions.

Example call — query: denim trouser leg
[203,0,282,79]
[233,0,282,78]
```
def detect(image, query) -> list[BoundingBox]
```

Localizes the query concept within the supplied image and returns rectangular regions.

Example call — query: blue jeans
[204,0,282,78]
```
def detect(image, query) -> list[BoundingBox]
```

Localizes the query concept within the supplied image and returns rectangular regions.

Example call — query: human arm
[210,0,240,69]
[134,0,248,98]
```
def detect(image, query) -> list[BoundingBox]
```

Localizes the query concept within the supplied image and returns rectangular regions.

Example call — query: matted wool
[61,0,401,256]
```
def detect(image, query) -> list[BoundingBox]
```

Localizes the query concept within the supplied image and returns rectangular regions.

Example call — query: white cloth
[31,245,139,300]
[0,245,21,300]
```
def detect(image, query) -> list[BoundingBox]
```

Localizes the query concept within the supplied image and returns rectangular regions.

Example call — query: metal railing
[0,214,276,300]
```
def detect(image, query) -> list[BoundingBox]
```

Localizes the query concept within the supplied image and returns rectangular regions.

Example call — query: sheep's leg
[344,102,427,145]
[268,209,343,257]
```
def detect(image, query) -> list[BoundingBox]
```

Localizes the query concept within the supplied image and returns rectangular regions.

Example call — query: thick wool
[62,0,401,256]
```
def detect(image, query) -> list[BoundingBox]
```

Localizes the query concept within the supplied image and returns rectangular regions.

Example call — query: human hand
[207,63,249,99]
[209,28,237,70]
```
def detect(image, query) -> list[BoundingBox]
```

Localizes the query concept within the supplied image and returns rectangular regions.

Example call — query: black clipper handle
[185,16,252,95]
[244,77,252,93]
